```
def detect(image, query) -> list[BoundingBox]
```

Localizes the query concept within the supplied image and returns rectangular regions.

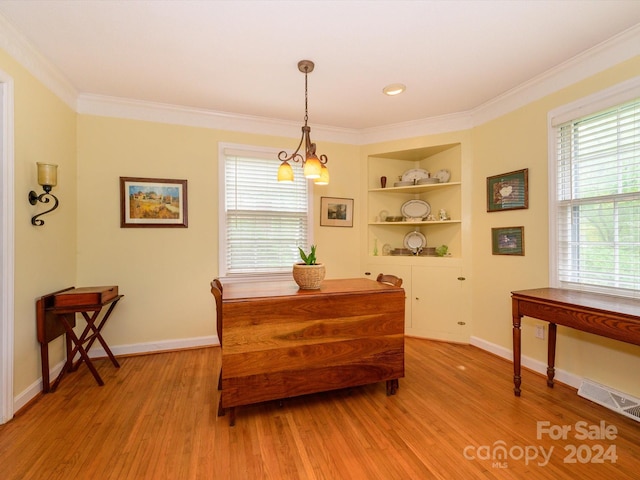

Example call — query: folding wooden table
[36,286,124,393]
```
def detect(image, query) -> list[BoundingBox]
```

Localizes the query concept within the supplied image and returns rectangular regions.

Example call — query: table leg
[78,313,121,369]
[68,311,99,372]
[53,315,104,390]
[50,314,84,392]
[547,323,557,388]
[512,301,522,397]
[40,342,50,393]
[64,316,74,370]
[386,379,398,395]
[80,300,121,368]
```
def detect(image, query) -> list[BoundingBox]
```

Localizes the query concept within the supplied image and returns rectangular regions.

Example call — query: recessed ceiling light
[383,83,406,96]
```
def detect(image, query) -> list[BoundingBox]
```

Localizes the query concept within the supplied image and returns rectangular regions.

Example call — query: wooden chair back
[376,273,403,287]
[210,278,223,344]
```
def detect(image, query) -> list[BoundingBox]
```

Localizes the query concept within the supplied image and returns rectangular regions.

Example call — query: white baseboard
[469,336,583,390]
[13,335,220,413]
[16,334,578,414]
[87,334,219,359]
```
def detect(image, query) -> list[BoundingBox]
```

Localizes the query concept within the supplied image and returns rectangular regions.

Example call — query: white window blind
[553,98,640,297]
[221,146,311,277]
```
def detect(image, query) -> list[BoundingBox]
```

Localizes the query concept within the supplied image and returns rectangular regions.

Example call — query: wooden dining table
[218,278,405,426]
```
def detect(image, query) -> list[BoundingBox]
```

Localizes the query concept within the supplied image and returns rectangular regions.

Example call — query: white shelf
[368,255,463,266]
[369,181,461,194]
[369,220,461,226]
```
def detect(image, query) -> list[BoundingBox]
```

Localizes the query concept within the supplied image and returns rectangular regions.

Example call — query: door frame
[0,70,15,424]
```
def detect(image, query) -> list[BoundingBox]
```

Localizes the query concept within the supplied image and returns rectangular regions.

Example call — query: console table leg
[512,308,522,397]
[547,323,557,388]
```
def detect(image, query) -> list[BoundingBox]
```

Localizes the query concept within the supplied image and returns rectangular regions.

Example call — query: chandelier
[277,60,329,185]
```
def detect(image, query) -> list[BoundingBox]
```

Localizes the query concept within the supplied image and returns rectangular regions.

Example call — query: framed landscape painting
[120,177,188,228]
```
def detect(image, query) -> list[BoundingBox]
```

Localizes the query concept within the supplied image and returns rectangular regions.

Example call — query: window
[550,88,640,298]
[219,144,312,280]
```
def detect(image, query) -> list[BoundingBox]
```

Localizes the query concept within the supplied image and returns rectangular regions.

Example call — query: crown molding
[471,23,640,127]
[76,93,359,144]
[76,23,640,144]
[0,14,77,110]
[357,111,474,145]
[2,11,639,144]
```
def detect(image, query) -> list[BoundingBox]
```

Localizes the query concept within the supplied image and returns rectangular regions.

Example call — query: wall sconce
[28,162,59,226]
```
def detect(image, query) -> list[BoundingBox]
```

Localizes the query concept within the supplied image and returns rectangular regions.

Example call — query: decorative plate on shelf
[435,169,451,183]
[394,180,414,187]
[401,168,430,183]
[401,199,431,218]
[404,231,427,252]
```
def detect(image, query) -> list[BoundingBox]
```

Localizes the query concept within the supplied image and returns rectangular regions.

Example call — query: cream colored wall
[470,56,640,397]
[0,50,77,395]
[76,116,361,347]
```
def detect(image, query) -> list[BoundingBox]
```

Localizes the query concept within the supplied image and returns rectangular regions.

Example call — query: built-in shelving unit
[367,143,462,259]
[363,141,470,343]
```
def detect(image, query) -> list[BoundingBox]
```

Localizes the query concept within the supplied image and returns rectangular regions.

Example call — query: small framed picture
[492,226,524,255]
[120,177,188,228]
[320,197,354,227]
[487,168,528,212]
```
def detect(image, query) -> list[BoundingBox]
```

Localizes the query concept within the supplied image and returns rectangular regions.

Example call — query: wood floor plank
[1,338,639,479]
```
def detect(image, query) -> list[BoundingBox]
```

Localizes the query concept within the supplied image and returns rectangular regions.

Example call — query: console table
[218,278,405,425]
[511,288,640,396]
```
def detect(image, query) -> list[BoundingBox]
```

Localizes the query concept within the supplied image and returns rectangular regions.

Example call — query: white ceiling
[0,0,639,131]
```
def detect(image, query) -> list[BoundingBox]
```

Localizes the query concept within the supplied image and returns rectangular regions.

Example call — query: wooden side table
[511,288,640,397]
[36,286,124,393]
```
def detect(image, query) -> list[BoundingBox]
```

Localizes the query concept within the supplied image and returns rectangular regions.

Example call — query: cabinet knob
[457,277,466,281]
[365,272,371,276]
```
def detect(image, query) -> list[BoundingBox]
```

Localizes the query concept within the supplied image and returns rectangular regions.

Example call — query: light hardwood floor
[1,338,639,479]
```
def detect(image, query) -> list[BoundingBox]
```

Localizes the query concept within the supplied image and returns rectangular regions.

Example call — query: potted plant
[292,245,326,289]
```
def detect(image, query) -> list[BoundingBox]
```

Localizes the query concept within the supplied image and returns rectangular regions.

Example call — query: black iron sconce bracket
[28,187,59,226]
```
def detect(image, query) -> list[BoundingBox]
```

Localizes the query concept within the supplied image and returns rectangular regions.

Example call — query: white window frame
[218,142,314,283]
[548,77,640,297]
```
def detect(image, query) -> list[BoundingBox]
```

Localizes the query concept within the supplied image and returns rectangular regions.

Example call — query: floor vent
[578,379,640,423]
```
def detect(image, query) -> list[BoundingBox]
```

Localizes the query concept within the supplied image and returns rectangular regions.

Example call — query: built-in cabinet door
[409,265,469,342]
[364,265,412,329]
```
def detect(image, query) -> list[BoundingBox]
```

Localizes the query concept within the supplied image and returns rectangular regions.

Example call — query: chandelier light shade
[278,60,329,185]
[314,164,330,185]
[277,161,294,183]
[303,153,322,179]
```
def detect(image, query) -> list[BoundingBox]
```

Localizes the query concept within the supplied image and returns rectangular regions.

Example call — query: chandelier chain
[304,66,309,126]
